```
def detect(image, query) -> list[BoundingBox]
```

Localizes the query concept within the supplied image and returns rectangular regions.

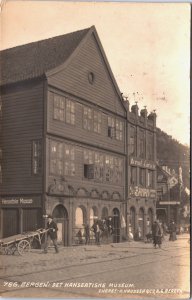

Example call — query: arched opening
[130,207,136,237]
[74,206,86,245]
[147,208,153,233]
[90,206,98,227]
[101,207,108,219]
[138,207,145,239]
[112,208,120,243]
[52,205,68,246]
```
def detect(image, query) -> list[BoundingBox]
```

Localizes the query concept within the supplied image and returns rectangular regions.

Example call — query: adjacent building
[125,103,157,239]
[0,26,157,244]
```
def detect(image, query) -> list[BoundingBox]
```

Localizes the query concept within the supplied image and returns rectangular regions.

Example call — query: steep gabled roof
[0,27,90,86]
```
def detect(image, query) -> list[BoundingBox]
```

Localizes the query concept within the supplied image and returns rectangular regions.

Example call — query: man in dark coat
[83,223,90,245]
[44,215,59,253]
[152,220,163,248]
[169,220,177,241]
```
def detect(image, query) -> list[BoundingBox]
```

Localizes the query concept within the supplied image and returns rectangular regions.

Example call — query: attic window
[88,72,94,84]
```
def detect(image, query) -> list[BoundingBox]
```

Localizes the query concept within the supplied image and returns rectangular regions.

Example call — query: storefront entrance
[138,208,145,239]
[130,207,136,237]
[112,208,120,243]
[52,205,69,246]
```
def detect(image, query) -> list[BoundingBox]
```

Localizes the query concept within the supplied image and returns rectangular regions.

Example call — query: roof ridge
[1,27,91,52]
[0,26,93,86]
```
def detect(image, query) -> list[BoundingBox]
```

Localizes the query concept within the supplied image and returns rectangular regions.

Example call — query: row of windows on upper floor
[130,166,155,188]
[31,140,155,189]
[50,92,155,159]
[50,92,123,141]
[32,139,124,185]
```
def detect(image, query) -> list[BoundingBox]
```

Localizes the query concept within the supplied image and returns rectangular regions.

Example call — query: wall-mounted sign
[159,201,180,205]
[130,157,156,170]
[0,196,41,207]
[130,186,156,198]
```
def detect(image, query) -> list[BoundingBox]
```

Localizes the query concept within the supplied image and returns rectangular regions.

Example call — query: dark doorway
[52,205,69,246]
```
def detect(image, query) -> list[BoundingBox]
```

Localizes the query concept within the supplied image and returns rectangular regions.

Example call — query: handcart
[0,228,48,255]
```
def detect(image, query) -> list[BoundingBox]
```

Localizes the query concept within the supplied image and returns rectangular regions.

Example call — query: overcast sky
[0,1,190,146]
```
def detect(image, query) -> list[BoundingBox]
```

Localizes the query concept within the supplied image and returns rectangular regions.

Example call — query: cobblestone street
[0,234,190,299]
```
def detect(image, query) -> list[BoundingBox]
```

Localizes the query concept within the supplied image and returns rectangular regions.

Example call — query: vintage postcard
[0,0,190,299]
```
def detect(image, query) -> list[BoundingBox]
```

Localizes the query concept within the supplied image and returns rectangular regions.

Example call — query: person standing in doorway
[44,215,59,253]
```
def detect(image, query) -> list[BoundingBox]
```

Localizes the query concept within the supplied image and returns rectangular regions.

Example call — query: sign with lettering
[130,186,156,198]
[130,157,156,170]
[159,201,180,205]
[0,196,41,207]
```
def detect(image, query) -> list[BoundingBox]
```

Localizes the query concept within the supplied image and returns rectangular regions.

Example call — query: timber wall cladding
[47,34,125,116]
[47,92,125,155]
[47,34,125,154]
[0,80,44,194]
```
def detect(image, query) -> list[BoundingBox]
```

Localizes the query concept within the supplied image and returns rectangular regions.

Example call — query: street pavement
[0,234,190,299]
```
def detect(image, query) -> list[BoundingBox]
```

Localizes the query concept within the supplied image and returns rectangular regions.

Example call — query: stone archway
[130,206,136,237]
[90,206,98,227]
[147,208,153,234]
[52,204,69,246]
[138,207,145,239]
[101,207,108,219]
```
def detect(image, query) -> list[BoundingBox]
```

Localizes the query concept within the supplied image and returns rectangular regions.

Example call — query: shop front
[0,196,42,238]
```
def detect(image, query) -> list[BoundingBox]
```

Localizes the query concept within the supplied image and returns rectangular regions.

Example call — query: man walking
[44,215,59,253]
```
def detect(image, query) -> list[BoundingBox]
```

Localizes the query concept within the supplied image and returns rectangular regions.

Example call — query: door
[3,209,19,237]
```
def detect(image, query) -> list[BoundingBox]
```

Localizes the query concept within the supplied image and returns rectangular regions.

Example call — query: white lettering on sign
[130,186,156,198]
[1,198,33,205]
[20,198,33,204]
[159,201,180,205]
[130,157,156,170]
[2,199,19,205]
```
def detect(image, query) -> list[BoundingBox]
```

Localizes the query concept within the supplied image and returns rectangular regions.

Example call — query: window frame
[32,140,42,176]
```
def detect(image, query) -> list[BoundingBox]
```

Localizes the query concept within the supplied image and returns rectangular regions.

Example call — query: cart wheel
[17,240,31,255]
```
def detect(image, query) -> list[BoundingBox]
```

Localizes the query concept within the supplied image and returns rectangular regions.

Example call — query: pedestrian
[92,220,101,246]
[44,215,59,253]
[169,220,177,241]
[152,220,163,248]
[83,223,90,245]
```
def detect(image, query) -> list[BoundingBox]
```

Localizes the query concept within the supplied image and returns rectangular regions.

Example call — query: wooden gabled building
[0,26,127,244]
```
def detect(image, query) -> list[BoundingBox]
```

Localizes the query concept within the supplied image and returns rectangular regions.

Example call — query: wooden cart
[0,228,48,255]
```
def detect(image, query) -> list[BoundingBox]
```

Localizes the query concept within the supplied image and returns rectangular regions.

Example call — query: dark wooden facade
[0,26,157,244]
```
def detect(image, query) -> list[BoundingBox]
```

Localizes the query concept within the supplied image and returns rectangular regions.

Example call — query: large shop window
[130,166,137,185]
[52,92,75,125]
[84,150,123,184]
[139,168,146,187]
[108,116,123,141]
[50,141,75,176]
[32,140,42,175]
[147,170,154,188]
